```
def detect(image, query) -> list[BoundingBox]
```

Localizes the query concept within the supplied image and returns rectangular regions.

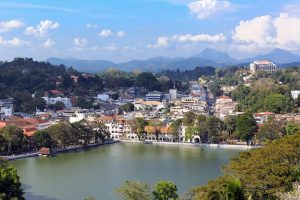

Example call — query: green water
[11,143,241,200]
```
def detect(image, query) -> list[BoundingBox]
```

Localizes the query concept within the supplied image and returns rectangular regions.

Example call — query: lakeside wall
[121,140,259,150]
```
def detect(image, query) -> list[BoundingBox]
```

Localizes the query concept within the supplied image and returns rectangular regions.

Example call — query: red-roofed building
[253,112,275,125]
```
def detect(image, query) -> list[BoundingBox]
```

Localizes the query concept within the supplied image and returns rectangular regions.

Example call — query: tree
[231,85,250,101]
[121,103,135,113]
[205,116,224,143]
[134,118,148,139]
[285,121,300,135]
[32,129,54,149]
[0,159,25,200]
[183,111,196,126]
[153,180,178,200]
[77,97,93,109]
[235,113,256,144]
[224,115,237,138]
[134,72,161,91]
[0,126,24,153]
[169,119,182,142]
[257,116,284,142]
[71,120,94,147]
[48,122,75,147]
[115,180,152,200]
[194,115,208,143]
[209,83,223,97]
[263,93,293,114]
[53,101,65,111]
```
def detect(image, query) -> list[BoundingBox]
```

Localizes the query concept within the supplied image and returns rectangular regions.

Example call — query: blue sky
[0,0,300,62]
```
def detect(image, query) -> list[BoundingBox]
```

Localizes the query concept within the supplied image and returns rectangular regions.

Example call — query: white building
[169,89,177,100]
[146,91,163,101]
[0,99,14,118]
[250,60,277,74]
[97,115,136,141]
[291,90,300,100]
[42,97,72,109]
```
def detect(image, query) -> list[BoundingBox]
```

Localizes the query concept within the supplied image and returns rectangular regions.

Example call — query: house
[97,115,136,141]
[253,112,275,125]
[291,91,300,100]
[0,98,14,119]
[42,96,72,109]
[0,118,51,137]
[215,96,237,119]
[144,126,174,142]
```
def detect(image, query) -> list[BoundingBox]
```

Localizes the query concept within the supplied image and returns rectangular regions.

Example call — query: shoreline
[121,140,260,150]
[3,140,119,161]
[3,140,259,161]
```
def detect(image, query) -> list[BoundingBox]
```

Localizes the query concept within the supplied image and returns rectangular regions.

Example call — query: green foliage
[231,85,250,101]
[134,118,149,139]
[205,116,224,143]
[153,180,178,200]
[209,82,223,97]
[135,72,161,91]
[235,113,256,144]
[48,122,75,147]
[76,97,93,109]
[224,132,300,199]
[192,131,300,200]
[0,126,24,153]
[159,67,215,81]
[263,93,293,114]
[257,116,285,142]
[115,180,152,200]
[182,111,196,126]
[53,101,65,111]
[285,121,300,135]
[121,103,135,113]
[192,176,246,200]
[32,129,54,149]
[0,160,24,200]
[224,115,237,137]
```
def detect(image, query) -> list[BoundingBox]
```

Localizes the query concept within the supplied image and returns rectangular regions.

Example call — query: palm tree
[207,177,246,200]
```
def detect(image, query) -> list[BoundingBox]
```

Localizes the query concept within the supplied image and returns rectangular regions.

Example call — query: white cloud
[232,15,273,45]
[273,13,300,47]
[232,12,300,52]
[116,30,125,37]
[42,38,55,48]
[188,0,232,20]
[86,23,98,29]
[172,33,226,42]
[0,20,24,32]
[0,37,30,47]
[147,36,169,49]
[99,29,112,37]
[24,20,59,37]
[74,38,87,47]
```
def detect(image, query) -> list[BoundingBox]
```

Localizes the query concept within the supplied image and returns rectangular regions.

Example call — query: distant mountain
[243,48,300,64]
[46,48,300,73]
[192,48,237,64]
[46,57,116,73]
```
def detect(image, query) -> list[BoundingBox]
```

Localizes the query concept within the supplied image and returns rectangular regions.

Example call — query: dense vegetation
[0,120,108,155]
[189,130,300,200]
[0,158,24,200]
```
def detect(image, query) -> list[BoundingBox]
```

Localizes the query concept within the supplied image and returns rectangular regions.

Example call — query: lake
[11,143,241,200]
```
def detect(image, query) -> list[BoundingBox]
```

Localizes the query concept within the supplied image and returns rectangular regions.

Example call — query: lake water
[11,143,241,200]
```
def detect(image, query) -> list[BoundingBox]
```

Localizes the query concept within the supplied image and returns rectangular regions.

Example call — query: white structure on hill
[0,99,14,118]
[42,97,72,109]
[250,60,277,74]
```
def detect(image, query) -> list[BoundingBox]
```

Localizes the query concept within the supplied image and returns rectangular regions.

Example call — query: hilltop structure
[250,60,277,74]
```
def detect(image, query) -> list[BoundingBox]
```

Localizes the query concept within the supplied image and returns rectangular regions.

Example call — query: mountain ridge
[46,48,300,73]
